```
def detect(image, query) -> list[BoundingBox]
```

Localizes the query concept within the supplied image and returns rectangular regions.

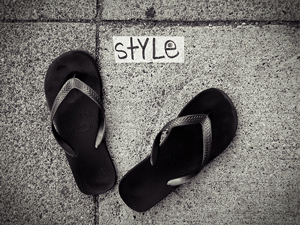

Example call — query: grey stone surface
[1,0,300,224]
[99,24,300,224]
[102,0,300,21]
[0,22,96,224]
[0,0,96,21]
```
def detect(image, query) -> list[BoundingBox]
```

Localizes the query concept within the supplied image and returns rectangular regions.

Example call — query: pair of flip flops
[45,50,238,212]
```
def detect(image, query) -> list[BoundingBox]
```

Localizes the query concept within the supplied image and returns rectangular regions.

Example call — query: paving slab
[0,0,96,21]
[102,0,300,21]
[0,22,96,225]
[98,23,300,224]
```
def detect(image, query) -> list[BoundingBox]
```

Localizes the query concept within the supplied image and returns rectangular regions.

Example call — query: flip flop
[45,50,116,195]
[119,88,238,211]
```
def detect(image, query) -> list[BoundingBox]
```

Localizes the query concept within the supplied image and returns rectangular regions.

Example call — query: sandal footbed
[45,50,116,195]
[119,88,237,211]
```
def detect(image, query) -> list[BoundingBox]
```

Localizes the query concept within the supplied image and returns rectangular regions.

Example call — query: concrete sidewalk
[1,1,299,224]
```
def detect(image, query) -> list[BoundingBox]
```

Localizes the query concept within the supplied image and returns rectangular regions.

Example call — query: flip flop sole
[45,50,116,195]
[119,88,237,211]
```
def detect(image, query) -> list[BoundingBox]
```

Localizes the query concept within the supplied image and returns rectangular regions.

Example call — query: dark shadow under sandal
[45,50,116,195]
[119,88,238,211]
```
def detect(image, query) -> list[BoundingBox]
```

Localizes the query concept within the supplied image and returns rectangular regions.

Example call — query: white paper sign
[113,36,184,63]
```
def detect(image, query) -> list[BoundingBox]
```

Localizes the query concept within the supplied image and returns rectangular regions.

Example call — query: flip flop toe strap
[150,114,212,186]
[50,77,105,157]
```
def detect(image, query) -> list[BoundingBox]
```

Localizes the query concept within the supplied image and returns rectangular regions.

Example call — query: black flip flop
[45,50,116,195]
[119,88,238,211]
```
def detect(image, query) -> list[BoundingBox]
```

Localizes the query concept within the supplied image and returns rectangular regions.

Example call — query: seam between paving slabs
[1,0,299,224]
[94,7,101,225]
[94,1,101,225]
[2,19,300,25]
[93,195,100,225]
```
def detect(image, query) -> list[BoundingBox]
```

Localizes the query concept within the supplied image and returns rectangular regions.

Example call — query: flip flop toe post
[119,88,237,211]
[45,50,116,195]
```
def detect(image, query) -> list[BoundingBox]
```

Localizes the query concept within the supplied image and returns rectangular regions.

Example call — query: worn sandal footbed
[45,50,116,195]
[119,88,238,211]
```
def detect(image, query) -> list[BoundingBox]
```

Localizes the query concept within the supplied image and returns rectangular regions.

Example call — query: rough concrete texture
[0,23,96,224]
[99,24,300,224]
[0,0,96,21]
[102,0,300,21]
[1,0,300,224]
